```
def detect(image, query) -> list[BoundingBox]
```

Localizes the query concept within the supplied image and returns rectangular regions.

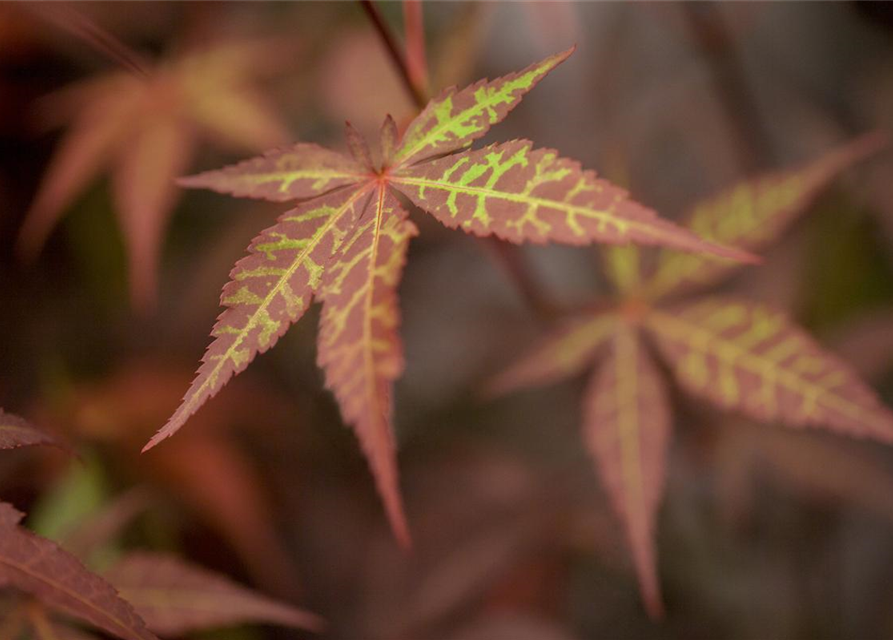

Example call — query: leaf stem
[27,4,151,78]
[403,0,430,101]
[359,0,428,110]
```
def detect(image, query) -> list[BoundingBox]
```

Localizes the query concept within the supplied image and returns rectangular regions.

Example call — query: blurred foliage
[1,2,892,639]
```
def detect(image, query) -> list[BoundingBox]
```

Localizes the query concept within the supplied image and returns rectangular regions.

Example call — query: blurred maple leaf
[490,133,893,617]
[0,409,65,451]
[17,37,291,311]
[0,500,322,639]
[0,501,158,640]
[715,419,893,529]
[143,47,757,548]
[44,359,303,598]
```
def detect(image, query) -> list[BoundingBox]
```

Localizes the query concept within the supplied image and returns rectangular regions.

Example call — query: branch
[359,0,427,110]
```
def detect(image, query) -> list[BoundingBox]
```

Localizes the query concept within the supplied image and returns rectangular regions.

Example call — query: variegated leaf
[645,297,893,441]
[0,502,157,640]
[391,140,759,261]
[392,47,574,167]
[644,133,887,300]
[186,85,290,152]
[17,85,140,259]
[18,39,293,311]
[112,114,195,310]
[487,313,618,395]
[145,186,373,451]
[177,143,367,202]
[317,187,418,546]
[585,325,669,618]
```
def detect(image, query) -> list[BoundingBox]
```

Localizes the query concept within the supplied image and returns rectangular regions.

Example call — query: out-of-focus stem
[403,0,430,100]
[681,3,773,171]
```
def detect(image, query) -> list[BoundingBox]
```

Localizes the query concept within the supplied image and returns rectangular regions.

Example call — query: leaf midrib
[391,176,668,240]
[172,183,373,429]
[647,308,883,427]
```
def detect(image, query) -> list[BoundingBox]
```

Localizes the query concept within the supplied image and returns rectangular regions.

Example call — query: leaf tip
[382,486,413,550]
[701,241,763,265]
[644,592,666,620]
[140,420,178,453]
[544,44,576,72]
[174,173,205,189]
[140,438,160,454]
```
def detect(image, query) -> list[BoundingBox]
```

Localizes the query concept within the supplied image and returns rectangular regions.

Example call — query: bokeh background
[2,2,893,639]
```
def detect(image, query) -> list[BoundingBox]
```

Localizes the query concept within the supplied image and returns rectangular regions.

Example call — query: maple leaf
[146,47,756,545]
[0,502,158,640]
[104,552,324,635]
[584,323,670,619]
[0,410,63,451]
[490,135,893,616]
[17,40,290,311]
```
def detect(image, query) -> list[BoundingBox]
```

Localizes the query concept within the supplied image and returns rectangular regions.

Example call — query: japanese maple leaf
[0,502,158,640]
[17,40,290,310]
[0,498,322,639]
[489,133,893,617]
[144,47,756,546]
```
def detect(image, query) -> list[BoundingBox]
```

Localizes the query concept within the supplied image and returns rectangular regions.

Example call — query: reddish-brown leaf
[0,410,61,451]
[0,502,157,640]
[112,114,195,310]
[60,490,151,560]
[162,47,762,546]
[177,143,367,202]
[17,82,140,259]
[104,552,323,635]
[317,186,418,546]
[391,140,759,260]
[645,298,893,441]
[18,40,292,309]
[584,325,670,618]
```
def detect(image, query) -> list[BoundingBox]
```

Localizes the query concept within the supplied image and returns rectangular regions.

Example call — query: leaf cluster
[145,48,757,546]
[0,411,322,639]
[490,133,893,615]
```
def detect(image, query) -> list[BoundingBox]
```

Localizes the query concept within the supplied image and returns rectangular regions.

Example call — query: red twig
[403,0,430,101]
[359,0,427,110]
